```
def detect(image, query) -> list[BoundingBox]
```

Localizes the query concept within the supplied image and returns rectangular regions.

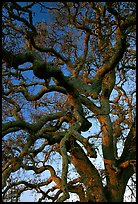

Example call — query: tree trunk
[70,142,107,202]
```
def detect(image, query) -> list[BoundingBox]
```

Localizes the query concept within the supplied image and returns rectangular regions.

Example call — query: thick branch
[3,111,65,134]
[2,49,42,68]
[119,118,136,164]
[70,142,107,202]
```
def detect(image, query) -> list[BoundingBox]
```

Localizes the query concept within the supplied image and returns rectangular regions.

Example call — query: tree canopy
[2,2,136,202]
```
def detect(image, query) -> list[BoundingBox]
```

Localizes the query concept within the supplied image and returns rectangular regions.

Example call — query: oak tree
[2,2,136,202]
